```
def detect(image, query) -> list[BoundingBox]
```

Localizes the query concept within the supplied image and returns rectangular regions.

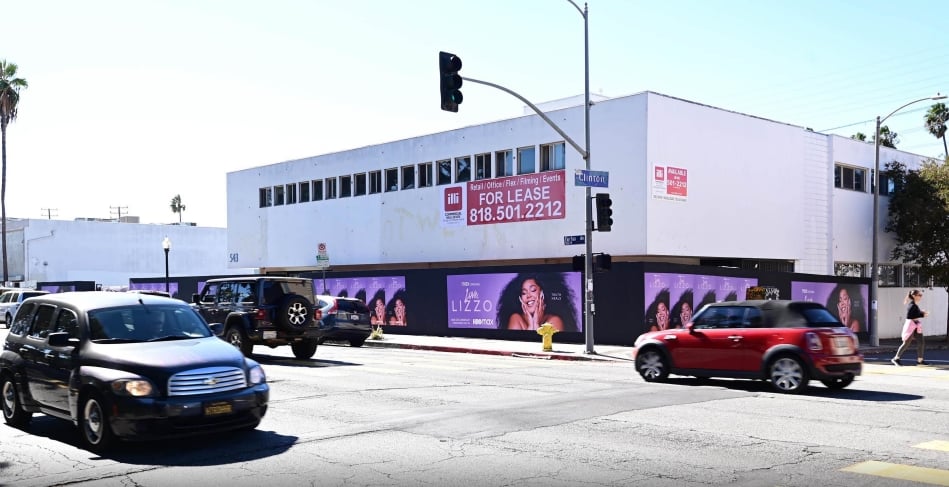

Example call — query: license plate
[351,314,360,321]
[204,401,233,416]
[263,330,277,339]
[833,337,849,347]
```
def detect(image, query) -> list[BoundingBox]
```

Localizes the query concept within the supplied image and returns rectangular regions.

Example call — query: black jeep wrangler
[192,276,321,359]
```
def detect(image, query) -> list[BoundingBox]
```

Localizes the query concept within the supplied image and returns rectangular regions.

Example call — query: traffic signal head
[595,193,613,232]
[439,51,463,112]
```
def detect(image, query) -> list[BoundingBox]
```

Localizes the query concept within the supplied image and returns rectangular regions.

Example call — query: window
[475,153,492,180]
[540,142,565,171]
[834,263,866,278]
[878,264,898,287]
[340,175,352,198]
[354,173,367,196]
[28,304,56,339]
[455,156,471,183]
[874,170,898,196]
[369,170,382,194]
[495,150,514,177]
[437,159,452,185]
[834,164,865,192]
[386,168,399,192]
[517,146,536,174]
[418,162,433,187]
[259,187,273,208]
[285,183,297,204]
[299,181,310,202]
[312,179,324,201]
[325,178,338,199]
[274,185,286,206]
[402,165,415,189]
[903,265,922,287]
[52,309,79,338]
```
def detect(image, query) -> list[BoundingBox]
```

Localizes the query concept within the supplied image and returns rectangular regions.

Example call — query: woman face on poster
[371,297,386,325]
[507,277,565,331]
[678,301,692,327]
[655,301,670,331]
[389,297,406,325]
[837,287,858,332]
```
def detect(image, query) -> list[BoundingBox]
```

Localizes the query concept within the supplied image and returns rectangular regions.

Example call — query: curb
[363,340,613,362]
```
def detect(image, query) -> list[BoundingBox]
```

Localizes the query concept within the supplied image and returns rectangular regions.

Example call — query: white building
[2,218,251,289]
[225,91,946,342]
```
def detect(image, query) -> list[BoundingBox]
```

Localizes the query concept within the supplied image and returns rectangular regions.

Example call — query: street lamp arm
[565,0,585,17]
[881,94,947,124]
[462,76,588,159]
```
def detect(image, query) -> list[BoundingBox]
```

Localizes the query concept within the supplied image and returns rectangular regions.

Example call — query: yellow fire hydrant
[537,322,558,352]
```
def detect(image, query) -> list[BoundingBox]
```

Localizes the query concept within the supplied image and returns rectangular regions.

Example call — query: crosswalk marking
[915,441,949,452]
[841,460,949,486]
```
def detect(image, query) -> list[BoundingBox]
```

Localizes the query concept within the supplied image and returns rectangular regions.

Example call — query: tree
[925,102,948,157]
[0,60,28,283]
[851,132,867,142]
[884,158,949,341]
[875,125,899,149]
[170,194,186,223]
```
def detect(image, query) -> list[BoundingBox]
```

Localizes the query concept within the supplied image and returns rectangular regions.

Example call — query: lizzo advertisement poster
[446,271,582,332]
[644,273,758,331]
[323,276,408,326]
[791,281,868,333]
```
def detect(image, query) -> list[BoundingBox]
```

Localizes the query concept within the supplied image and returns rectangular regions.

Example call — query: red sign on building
[466,170,566,225]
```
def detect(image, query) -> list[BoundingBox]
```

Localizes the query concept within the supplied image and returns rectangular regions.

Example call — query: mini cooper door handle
[727,335,743,341]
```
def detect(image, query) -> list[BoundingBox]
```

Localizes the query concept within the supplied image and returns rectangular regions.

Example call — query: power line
[40,208,57,220]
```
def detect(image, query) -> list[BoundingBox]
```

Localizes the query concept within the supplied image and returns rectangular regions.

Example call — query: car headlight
[248,365,266,385]
[111,379,156,397]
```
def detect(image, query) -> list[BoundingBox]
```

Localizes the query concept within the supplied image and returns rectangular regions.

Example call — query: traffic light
[596,253,612,271]
[439,51,463,112]
[595,193,613,232]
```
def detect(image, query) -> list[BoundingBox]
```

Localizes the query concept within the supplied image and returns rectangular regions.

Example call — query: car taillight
[255,309,267,321]
[315,309,322,320]
[805,332,823,351]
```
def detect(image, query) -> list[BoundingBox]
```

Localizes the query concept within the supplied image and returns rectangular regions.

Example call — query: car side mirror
[685,322,696,334]
[208,323,224,336]
[48,332,79,347]
[192,293,201,304]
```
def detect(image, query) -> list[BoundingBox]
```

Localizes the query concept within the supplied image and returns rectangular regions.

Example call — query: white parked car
[0,289,49,326]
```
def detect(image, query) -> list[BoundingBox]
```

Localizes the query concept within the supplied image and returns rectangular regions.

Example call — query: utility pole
[110,205,128,222]
[40,208,57,220]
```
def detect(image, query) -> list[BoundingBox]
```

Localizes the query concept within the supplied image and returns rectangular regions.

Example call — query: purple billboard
[447,272,582,332]
[129,281,180,299]
[323,276,407,326]
[791,281,868,333]
[644,273,758,331]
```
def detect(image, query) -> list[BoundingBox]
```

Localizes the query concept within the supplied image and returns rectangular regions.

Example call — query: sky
[3,0,947,228]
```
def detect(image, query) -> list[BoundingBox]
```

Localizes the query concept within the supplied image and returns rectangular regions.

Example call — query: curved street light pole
[566,0,595,354]
[869,93,946,347]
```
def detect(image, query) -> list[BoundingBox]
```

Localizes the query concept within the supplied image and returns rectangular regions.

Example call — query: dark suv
[633,300,863,393]
[192,276,320,359]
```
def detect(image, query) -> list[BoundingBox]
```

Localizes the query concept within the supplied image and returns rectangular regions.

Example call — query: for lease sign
[466,170,566,225]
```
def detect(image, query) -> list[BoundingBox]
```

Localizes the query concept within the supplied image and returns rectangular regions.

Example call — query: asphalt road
[1,334,948,487]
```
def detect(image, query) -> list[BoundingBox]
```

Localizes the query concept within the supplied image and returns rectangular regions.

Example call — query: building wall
[4,219,250,287]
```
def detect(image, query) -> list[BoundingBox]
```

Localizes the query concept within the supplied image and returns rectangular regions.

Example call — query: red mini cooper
[632,300,863,393]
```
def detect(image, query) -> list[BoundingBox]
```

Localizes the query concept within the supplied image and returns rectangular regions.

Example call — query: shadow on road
[664,377,924,401]
[18,416,298,465]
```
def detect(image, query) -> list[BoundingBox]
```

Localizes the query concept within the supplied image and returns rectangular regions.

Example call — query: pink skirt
[901,319,922,342]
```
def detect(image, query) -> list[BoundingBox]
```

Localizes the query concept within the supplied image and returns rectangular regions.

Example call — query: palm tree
[170,194,186,223]
[0,60,28,283]
[875,125,899,149]
[925,103,948,156]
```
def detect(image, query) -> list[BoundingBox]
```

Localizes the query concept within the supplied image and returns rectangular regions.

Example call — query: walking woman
[891,289,929,366]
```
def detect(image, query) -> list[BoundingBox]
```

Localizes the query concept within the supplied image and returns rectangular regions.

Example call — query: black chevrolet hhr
[0,292,269,453]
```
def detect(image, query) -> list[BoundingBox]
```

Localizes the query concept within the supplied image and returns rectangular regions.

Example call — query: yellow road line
[915,440,949,452]
[842,460,949,486]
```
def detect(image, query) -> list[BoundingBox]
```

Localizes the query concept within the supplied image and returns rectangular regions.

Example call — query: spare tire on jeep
[276,295,313,332]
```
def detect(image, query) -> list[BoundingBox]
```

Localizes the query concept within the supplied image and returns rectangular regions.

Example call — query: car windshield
[88,304,212,342]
